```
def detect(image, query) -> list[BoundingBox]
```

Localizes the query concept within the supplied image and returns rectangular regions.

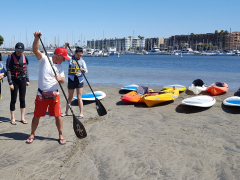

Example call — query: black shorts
[68,76,84,89]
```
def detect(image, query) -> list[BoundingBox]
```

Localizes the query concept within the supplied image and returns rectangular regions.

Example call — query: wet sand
[0,80,240,179]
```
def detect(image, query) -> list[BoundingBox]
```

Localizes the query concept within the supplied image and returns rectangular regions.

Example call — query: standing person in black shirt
[6,42,30,125]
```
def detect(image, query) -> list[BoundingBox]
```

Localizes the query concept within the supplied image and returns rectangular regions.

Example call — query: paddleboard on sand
[163,84,186,92]
[121,84,139,91]
[73,91,106,101]
[223,96,240,106]
[181,95,216,107]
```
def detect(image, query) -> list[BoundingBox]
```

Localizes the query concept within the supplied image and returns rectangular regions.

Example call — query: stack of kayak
[121,85,179,107]
[120,82,239,109]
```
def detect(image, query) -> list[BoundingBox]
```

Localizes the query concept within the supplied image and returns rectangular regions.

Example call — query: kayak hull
[141,89,179,107]
[121,89,154,103]
[206,83,228,95]
[188,84,207,95]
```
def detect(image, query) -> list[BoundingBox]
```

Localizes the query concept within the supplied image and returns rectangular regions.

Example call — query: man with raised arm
[26,30,70,145]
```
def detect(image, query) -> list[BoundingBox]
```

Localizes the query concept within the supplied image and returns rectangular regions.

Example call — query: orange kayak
[206,82,228,95]
[121,89,154,103]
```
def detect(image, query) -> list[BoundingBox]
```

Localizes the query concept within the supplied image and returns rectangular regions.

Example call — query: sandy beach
[0,80,240,179]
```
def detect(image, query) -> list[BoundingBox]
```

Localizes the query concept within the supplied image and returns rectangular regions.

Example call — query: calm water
[2,55,240,91]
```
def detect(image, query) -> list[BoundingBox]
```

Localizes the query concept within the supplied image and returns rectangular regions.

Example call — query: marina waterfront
[2,54,240,91]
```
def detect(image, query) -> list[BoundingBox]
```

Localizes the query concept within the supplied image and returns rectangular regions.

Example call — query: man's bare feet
[26,135,35,144]
[58,138,66,145]
[59,135,66,145]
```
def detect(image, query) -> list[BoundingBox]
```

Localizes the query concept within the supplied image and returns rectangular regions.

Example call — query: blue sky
[1,0,239,48]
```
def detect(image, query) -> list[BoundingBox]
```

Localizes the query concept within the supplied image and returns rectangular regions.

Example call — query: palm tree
[138,35,144,51]
[224,30,229,35]
[0,35,4,46]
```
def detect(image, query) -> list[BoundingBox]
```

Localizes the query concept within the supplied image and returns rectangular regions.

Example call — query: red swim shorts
[34,94,61,117]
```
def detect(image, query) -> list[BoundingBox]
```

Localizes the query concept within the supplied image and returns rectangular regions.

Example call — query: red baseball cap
[55,47,70,60]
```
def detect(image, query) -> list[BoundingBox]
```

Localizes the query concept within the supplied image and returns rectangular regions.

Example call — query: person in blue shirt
[0,60,7,98]
[0,59,7,123]
[61,42,88,119]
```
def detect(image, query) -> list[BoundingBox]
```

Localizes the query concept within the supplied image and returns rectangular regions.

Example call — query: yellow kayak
[163,84,186,92]
[141,88,179,107]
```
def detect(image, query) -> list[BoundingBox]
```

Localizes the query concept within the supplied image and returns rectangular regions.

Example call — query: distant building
[229,32,240,50]
[87,30,240,52]
[87,36,145,52]
[168,30,240,50]
[145,38,165,51]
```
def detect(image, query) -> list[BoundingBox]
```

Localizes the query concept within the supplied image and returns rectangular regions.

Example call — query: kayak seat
[215,82,223,87]
[136,86,149,95]
[192,79,204,86]
[158,92,166,95]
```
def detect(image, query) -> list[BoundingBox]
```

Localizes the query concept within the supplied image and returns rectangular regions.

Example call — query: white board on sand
[73,91,106,101]
[223,96,240,106]
[121,84,139,91]
[181,95,216,107]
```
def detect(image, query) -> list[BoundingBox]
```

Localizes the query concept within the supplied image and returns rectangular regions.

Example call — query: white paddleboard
[163,84,186,92]
[223,96,240,106]
[181,95,216,107]
[121,84,139,91]
[73,91,106,101]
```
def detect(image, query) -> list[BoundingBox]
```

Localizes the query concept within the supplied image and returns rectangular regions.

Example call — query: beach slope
[0,81,240,179]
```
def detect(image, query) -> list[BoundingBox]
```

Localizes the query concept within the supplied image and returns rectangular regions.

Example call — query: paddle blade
[73,114,87,139]
[95,98,107,116]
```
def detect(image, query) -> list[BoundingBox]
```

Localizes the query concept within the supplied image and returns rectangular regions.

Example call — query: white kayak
[181,95,216,107]
[223,96,240,106]
[73,91,106,101]
[121,84,139,91]
[188,84,208,95]
[163,84,186,92]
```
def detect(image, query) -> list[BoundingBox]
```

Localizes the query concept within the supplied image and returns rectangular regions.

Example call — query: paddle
[39,36,87,139]
[67,45,107,116]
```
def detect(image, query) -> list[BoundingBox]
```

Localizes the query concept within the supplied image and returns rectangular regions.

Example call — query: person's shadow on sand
[175,104,211,114]
[0,117,10,122]
[0,132,58,141]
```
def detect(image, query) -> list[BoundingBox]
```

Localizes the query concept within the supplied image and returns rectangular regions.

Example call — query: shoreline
[1,80,240,179]
[0,50,35,56]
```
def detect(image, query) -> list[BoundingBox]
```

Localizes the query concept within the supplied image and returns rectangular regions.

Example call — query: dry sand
[1,80,240,180]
